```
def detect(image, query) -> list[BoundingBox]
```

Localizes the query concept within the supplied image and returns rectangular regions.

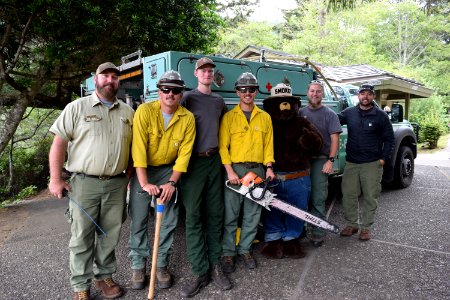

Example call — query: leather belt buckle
[98,175,111,180]
[198,147,218,157]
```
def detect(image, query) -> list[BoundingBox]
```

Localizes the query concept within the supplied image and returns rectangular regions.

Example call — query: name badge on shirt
[85,115,102,122]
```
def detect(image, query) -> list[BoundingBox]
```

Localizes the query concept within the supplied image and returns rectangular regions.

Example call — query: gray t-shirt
[299,105,342,156]
[181,89,227,153]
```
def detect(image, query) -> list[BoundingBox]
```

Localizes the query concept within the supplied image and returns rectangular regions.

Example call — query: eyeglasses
[160,87,183,95]
[237,87,257,94]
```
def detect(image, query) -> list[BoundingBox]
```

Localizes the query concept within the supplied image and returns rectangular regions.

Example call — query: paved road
[0,159,449,300]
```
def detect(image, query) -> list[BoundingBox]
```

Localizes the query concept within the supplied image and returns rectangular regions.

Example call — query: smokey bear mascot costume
[261,83,323,259]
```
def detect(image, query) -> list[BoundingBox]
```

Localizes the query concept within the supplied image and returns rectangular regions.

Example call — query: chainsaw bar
[226,172,340,234]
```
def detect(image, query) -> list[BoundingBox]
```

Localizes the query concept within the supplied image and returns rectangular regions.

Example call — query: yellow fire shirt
[219,105,274,166]
[132,100,195,173]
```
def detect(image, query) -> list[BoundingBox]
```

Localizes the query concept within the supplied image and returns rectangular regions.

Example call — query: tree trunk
[0,67,47,156]
[0,94,31,155]
[7,138,14,195]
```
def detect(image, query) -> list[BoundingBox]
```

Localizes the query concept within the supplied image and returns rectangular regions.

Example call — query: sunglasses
[310,80,323,86]
[160,87,183,95]
[237,87,257,93]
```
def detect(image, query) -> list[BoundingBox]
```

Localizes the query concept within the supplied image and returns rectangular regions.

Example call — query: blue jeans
[263,174,311,242]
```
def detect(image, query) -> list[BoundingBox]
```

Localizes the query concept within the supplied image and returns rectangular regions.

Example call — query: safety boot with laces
[211,264,232,290]
[221,255,236,273]
[156,266,173,289]
[131,268,146,290]
[72,290,90,300]
[94,278,123,299]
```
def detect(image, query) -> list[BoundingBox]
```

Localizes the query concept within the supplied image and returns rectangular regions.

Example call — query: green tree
[367,1,443,67]
[0,0,222,156]
[215,21,281,56]
[217,0,259,26]
[281,0,378,65]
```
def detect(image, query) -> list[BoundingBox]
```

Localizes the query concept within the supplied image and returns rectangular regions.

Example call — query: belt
[74,172,125,180]
[235,162,261,169]
[276,170,310,181]
[197,147,219,157]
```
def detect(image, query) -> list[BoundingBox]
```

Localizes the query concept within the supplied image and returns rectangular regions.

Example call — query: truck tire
[393,146,414,188]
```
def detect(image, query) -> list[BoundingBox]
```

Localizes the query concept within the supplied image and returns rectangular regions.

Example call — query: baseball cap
[358,84,375,94]
[195,57,216,70]
[96,62,120,75]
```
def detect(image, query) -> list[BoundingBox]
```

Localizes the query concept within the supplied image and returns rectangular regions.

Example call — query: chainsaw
[226,171,339,234]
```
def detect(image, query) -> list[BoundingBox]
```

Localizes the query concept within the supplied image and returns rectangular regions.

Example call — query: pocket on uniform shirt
[171,130,184,150]
[253,125,268,144]
[83,114,102,136]
[120,117,132,142]
[229,126,246,137]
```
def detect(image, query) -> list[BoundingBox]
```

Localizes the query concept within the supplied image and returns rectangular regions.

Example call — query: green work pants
[222,163,264,256]
[128,165,178,270]
[341,160,383,230]
[181,154,224,276]
[309,157,329,237]
[67,174,128,292]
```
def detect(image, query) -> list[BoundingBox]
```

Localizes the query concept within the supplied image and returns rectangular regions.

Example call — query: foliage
[17,185,38,200]
[0,0,222,156]
[419,112,446,148]
[281,0,379,65]
[215,21,281,56]
[0,136,53,195]
[367,1,445,67]
[217,0,259,26]
[410,95,447,123]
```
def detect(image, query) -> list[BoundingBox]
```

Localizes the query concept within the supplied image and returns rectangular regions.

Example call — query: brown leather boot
[156,266,173,289]
[131,268,146,290]
[72,290,90,300]
[340,226,359,237]
[94,278,123,299]
[359,229,371,241]
[261,239,284,259]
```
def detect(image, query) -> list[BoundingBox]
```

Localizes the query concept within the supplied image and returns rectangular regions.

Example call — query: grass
[418,133,450,154]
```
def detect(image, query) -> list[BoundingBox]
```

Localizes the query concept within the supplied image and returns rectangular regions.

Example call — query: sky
[249,0,298,23]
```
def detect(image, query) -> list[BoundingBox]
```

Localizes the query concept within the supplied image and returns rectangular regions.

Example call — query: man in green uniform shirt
[49,62,134,300]
[128,71,195,291]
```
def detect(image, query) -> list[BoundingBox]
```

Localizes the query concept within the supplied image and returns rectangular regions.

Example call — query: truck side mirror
[338,98,348,111]
[391,104,403,123]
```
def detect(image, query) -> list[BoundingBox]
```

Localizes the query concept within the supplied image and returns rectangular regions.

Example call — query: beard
[96,83,118,100]
[308,98,322,109]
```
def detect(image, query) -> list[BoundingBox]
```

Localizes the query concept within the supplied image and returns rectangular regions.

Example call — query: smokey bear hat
[263,83,300,112]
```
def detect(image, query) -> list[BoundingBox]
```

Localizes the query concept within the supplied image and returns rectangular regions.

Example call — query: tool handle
[148,197,164,299]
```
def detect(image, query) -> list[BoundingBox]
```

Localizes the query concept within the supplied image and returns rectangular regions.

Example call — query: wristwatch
[328,156,335,162]
[168,180,176,187]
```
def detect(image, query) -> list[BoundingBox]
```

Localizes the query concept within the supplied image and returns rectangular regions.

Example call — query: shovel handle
[148,197,164,299]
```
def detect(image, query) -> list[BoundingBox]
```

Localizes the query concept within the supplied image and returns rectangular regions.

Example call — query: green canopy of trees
[0,0,222,156]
